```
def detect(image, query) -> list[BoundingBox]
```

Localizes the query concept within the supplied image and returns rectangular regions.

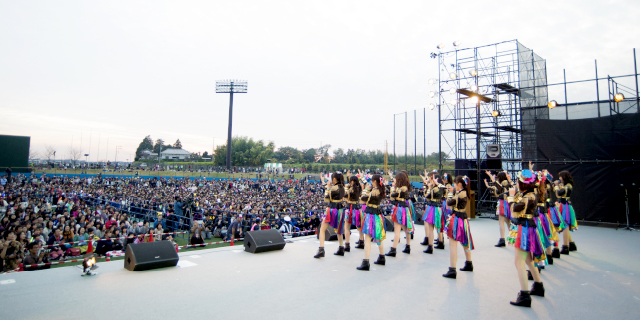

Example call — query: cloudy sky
[1,0,638,162]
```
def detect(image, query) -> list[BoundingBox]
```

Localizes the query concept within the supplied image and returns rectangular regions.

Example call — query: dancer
[506,169,546,307]
[554,170,578,255]
[544,170,562,259]
[314,172,346,259]
[356,174,387,271]
[535,170,559,266]
[386,172,413,257]
[438,172,453,246]
[345,174,365,250]
[420,172,445,254]
[484,170,511,247]
[442,176,474,279]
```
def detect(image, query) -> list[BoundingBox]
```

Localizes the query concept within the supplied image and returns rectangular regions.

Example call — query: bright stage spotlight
[492,110,501,117]
[469,96,479,105]
[429,103,436,110]
[614,93,625,102]
[548,100,557,109]
[469,70,477,77]
[437,43,445,49]
[449,88,456,95]
[453,40,460,47]
[470,84,478,92]
[429,91,436,98]
[449,72,457,79]
[428,78,436,85]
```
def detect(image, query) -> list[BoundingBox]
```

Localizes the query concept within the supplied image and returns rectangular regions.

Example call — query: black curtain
[535,113,640,224]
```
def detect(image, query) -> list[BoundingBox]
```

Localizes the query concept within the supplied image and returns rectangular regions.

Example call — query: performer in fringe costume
[535,170,558,266]
[386,171,414,256]
[484,170,512,247]
[554,170,578,255]
[506,169,546,307]
[356,174,387,271]
[345,174,365,250]
[314,172,346,259]
[420,171,445,254]
[438,172,454,247]
[442,176,474,280]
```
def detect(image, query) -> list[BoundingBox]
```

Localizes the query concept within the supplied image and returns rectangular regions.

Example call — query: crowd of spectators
[0,172,331,272]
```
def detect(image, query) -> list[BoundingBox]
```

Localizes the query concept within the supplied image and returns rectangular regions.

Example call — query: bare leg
[526,253,542,282]
[499,215,506,238]
[568,232,573,242]
[392,223,401,248]
[319,222,328,247]
[344,222,351,244]
[562,228,570,246]
[403,226,411,246]
[514,248,529,291]
[463,244,472,262]
[427,223,435,246]
[449,238,458,268]
[364,235,372,259]
[378,238,384,255]
[337,225,344,247]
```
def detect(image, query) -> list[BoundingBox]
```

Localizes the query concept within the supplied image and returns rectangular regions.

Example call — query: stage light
[429,91,436,98]
[469,96,479,105]
[492,110,501,117]
[437,43,445,49]
[469,70,477,77]
[470,84,478,92]
[453,40,460,47]
[428,78,436,85]
[429,103,435,110]
[449,99,458,105]
[449,72,457,80]
[449,88,456,95]
[614,93,625,102]
[548,100,557,109]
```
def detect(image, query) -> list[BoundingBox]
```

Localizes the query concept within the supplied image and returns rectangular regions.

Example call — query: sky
[1,0,639,162]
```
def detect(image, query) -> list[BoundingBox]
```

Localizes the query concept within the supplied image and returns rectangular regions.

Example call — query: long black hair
[332,171,345,186]
[559,171,574,186]
[371,174,386,198]
[454,175,471,196]
[348,175,362,196]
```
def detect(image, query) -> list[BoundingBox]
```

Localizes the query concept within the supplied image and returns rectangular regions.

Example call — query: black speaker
[316,226,338,241]
[414,209,424,225]
[384,217,395,231]
[244,229,286,253]
[486,144,502,170]
[124,241,179,271]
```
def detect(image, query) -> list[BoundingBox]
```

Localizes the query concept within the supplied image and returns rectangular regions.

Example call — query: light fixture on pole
[548,100,558,109]
[449,88,456,95]
[216,80,248,170]
[449,72,457,80]
[470,84,478,92]
[469,70,477,77]
[492,110,501,117]
[437,43,445,50]
[429,103,436,110]
[429,91,436,98]
[428,78,436,85]
[614,93,625,102]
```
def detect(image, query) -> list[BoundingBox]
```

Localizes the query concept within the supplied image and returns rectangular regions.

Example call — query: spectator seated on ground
[23,241,50,271]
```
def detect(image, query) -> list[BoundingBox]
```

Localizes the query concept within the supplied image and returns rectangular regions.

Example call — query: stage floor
[1,218,640,320]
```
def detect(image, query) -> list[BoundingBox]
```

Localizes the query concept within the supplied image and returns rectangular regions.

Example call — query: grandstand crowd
[0,172,336,272]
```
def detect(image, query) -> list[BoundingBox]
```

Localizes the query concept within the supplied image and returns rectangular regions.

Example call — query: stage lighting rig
[449,72,457,80]
[429,91,436,98]
[614,93,625,102]
[469,96,479,105]
[430,52,437,59]
[492,110,501,117]
[469,70,477,77]
[548,100,557,109]
[429,103,436,110]
[428,78,436,85]
[470,84,478,92]
[437,43,445,50]
[453,40,460,47]
[449,88,457,95]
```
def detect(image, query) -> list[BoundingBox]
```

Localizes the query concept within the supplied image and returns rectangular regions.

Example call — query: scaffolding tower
[434,40,547,214]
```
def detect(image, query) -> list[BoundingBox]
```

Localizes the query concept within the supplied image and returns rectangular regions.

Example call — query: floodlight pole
[226,88,234,171]
[216,80,248,171]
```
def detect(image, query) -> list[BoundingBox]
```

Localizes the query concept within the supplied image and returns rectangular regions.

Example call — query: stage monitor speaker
[124,241,179,271]
[384,217,395,231]
[486,144,502,170]
[244,229,286,253]
[316,226,338,241]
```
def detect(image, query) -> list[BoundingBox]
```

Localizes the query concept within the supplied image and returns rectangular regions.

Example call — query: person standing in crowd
[356,174,387,271]
[484,170,512,247]
[420,171,444,254]
[386,171,413,257]
[506,169,546,307]
[442,176,474,279]
[555,170,578,254]
[314,172,346,259]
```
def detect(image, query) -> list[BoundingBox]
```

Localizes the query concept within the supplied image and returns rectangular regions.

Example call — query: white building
[160,148,191,160]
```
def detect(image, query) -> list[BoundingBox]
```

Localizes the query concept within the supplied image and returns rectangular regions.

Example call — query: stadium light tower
[216,80,248,170]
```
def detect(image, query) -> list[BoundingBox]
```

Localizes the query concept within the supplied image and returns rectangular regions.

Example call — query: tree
[68,146,82,166]
[29,149,40,161]
[44,145,56,161]
[202,151,209,158]
[213,136,275,167]
[302,148,317,163]
[153,139,165,154]
[173,139,183,149]
[135,135,154,161]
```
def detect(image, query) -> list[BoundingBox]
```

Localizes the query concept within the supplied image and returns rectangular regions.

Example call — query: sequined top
[447,189,468,219]
[508,190,538,219]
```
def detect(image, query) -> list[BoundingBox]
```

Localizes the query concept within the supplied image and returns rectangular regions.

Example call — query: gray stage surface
[1,218,640,320]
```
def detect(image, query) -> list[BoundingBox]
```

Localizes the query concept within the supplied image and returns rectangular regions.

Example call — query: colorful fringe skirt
[362,208,386,244]
[445,213,474,250]
[392,202,414,229]
[323,206,345,234]
[422,203,444,232]
[442,199,452,218]
[558,201,578,232]
[497,199,511,219]
[507,218,546,263]
[548,205,562,228]
[538,206,559,242]
[346,203,364,231]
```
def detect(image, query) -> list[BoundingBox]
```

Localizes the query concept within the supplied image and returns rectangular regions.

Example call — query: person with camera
[23,241,50,271]
[226,214,244,242]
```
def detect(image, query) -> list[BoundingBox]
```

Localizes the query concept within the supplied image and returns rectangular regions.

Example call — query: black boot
[424,245,433,254]
[344,243,351,252]
[356,259,370,271]
[569,241,577,252]
[374,254,386,265]
[434,238,439,245]
[356,241,365,249]
[552,247,560,258]
[435,240,445,250]
[510,291,532,307]
[334,246,345,256]
[411,233,414,240]
[547,254,553,265]
[495,238,506,247]
[460,261,473,272]
[402,245,410,254]
[420,237,429,245]
[530,282,545,297]
[560,245,570,255]
[313,247,325,259]
[385,247,397,257]
[442,267,457,279]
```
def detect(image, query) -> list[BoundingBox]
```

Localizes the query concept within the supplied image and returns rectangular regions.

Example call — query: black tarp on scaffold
[535,112,640,225]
